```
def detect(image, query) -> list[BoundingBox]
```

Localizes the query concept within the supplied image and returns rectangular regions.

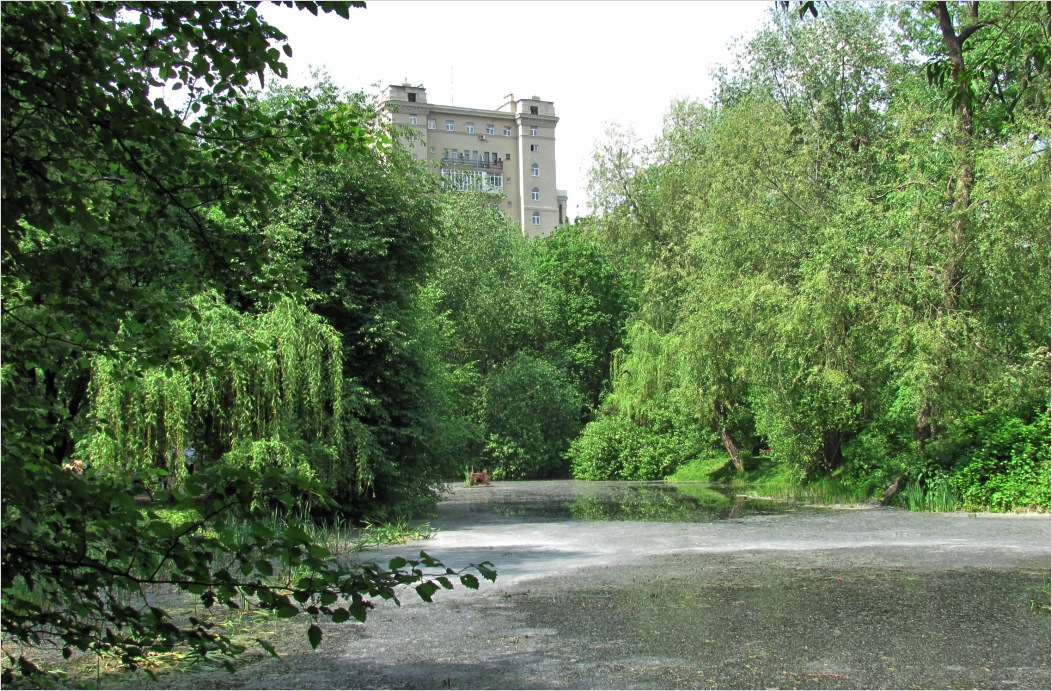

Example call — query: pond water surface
[138,480,1051,690]
[454,479,820,522]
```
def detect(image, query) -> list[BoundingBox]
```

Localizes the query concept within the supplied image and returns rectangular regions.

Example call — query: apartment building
[382,83,567,238]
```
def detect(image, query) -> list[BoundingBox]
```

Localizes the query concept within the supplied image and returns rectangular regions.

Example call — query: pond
[446,478,822,523]
[133,480,1051,690]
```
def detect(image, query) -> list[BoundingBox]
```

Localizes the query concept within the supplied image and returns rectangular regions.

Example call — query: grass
[666,450,874,505]
[357,516,436,547]
[903,475,960,512]
[665,451,731,483]
[669,449,987,511]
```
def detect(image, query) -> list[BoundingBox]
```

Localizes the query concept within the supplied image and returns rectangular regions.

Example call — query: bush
[570,410,706,480]
[947,409,1051,511]
[479,353,584,479]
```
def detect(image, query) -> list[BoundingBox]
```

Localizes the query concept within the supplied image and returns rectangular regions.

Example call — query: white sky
[259,0,772,218]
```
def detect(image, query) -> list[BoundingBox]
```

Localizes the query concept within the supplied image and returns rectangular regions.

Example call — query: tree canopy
[572,2,1049,506]
[2,2,497,682]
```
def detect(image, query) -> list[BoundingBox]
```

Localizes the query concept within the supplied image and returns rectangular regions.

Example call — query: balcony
[441,157,504,171]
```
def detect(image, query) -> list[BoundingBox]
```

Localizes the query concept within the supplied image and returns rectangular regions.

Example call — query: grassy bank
[666,451,879,506]
[666,450,1050,513]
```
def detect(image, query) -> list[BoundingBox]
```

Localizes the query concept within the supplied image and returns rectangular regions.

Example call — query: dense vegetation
[571,2,1050,512]
[1,0,1048,684]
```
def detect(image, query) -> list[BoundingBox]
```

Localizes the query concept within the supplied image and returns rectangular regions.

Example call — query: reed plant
[903,474,960,512]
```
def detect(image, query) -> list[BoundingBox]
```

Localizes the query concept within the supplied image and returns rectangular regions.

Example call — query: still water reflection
[458,480,817,523]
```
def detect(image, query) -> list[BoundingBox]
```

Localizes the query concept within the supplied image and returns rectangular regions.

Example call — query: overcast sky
[259,0,772,218]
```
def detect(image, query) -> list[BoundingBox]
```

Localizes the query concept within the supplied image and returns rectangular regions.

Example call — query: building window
[531,163,539,177]
[409,115,418,125]
[466,122,475,133]
[408,93,417,102]
[532,212,541,226]
[428,119,436,129]
[505,153,511,160]
[531,187,540,201]
[446,120,455,131]
[503,126,512,136]
[486,124,495,135]
[530,105,538,115]
[530,126,538,136]
[530,144,540,152]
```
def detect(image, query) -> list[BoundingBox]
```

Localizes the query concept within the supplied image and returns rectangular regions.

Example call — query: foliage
[577,1,1049,509]
[570,408,708,481]
[530,225,636,409]
[82,292,359,505]
[1,462,495,684]
[941,410,1051,511]
[665,451,738,483]
[1,1,499,682]
[427,193,542,373]
[423,197,634,477]
[254,83,457,516]
[480,353,583,480]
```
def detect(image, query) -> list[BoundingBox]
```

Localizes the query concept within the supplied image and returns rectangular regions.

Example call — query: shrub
[570,410,706,481]
[479,353,583,479]
[948,409,1051,511]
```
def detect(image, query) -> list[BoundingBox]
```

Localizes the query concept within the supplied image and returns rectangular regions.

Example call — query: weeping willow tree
[605,320,681,423]
[570,320,708,480]
[83,290,375,507]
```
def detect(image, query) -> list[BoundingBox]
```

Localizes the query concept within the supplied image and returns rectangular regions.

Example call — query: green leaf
[415,581,439,602]
[459,574,479,590]
[307,623,322,649]
[349,603,369,622]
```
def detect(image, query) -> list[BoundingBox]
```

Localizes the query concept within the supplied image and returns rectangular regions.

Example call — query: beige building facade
[382,83,567,238]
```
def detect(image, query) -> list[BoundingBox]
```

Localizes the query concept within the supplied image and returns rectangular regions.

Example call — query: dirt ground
[117,481,1051,689]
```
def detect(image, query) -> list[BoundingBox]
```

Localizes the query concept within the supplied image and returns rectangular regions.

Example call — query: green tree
[480,353,584,479]
[530,224,635,410]
[577,1,1049,498]
[428,192,542,373]
[252,82,455,516]
[2,2,494,680]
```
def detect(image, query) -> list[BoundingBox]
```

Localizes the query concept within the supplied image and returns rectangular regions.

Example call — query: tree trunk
[719,425,744,472]
[916,2,984,445]
[821,430,845,472]
[714,401,745,471]
[933,1,978,312]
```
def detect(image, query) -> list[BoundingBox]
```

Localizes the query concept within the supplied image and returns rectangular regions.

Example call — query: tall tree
[2,3,495,680]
